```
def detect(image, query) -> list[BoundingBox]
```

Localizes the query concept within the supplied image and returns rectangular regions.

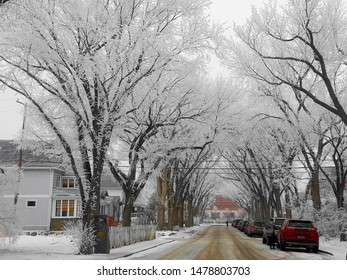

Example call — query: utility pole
[17,101,27,169]
[14,100,27,205]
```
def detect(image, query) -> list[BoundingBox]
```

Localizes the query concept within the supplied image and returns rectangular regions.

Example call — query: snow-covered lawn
[319,238,347,260]
[0,224,346,260]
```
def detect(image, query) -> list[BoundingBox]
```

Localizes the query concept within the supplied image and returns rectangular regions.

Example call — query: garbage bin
[94,215,110,254]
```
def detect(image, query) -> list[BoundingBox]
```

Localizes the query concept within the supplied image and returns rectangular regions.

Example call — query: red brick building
[205,195,240,220]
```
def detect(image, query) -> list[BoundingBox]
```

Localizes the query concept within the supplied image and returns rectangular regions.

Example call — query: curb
[318,249,334,256]
[111,240,175,259]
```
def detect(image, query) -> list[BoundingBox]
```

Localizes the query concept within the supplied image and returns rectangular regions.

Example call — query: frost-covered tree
[219,118,300,221]
[228,0,347,126]
[0,0,218,253]
[153,77,233,229]
[251,83,346,212]
[256,85,328,212]
[319,117,347,209]
[189,163,217,225]
[216,0,347,234]
[107,73,222,226]
[221,0,347,214]
[156,145,217,229]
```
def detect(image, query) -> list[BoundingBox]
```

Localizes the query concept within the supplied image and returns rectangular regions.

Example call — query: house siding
[17,169,53,230]
[16,196,51,231]
[0,167,61,231]
[20,169,51,195]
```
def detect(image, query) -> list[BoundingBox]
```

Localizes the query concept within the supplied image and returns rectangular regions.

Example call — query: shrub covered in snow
[63,220,96,255]
[315,206,347,241]
[298,199,347,241]
[0,166,21,247]
[0,215,21,247]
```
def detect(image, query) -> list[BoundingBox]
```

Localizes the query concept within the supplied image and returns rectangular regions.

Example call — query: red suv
[277,219,319,253]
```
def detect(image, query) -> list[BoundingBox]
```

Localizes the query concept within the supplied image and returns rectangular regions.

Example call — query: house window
[26,200,37,208]
[54,199,79,217]
[62,177,78,188]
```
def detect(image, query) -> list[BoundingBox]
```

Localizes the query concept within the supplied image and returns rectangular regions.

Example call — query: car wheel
[280,242,286,251]
[313,246,319,253]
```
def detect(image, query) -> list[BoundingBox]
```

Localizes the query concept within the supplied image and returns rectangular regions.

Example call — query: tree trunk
[79,179,101,254]
[285,189,292,219]
[156,168,168,230]
[272,185,283,217]
[186,198,193,227]
[178,201,184,227]
[122,182,142,227]
[167,169,174,230]
[156,176,164,230]
[167,194,174,230]
[310,170,321,211]
[172,202,179,228]
[122,197,134,227]
[335,182,345,209]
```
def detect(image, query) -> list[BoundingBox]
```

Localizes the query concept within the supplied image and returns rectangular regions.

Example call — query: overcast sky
[0,0,269,140]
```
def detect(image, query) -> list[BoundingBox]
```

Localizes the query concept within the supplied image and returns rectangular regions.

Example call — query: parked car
[277,219,319,253]
[243,221,250,234]
[232,219,242,228]
[246,221,265,237]
[239,221,249,232]
[262,217,286,244]
[236,220,244,230]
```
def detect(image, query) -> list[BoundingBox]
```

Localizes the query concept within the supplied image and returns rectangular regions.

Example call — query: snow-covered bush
[299,200,347,241]
[315,206,347,241]
[0,215,21,247]
[0,166,21,247]
[63,220,96,255]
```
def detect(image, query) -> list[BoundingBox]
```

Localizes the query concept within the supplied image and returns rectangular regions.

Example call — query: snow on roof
[105,189,123,197]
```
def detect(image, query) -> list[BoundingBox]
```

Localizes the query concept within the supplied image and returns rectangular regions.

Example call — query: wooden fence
[109,225,156,249]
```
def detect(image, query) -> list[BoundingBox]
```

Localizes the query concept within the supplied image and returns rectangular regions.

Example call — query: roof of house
[0,140,122,189]
[0,140,62,168]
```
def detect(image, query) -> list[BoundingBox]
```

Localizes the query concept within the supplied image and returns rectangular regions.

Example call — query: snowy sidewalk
[0,225,203,260]
[102,238,175,259]
[106,226,202,259]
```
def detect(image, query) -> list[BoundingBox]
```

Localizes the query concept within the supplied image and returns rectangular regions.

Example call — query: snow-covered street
[1,224,346,260]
